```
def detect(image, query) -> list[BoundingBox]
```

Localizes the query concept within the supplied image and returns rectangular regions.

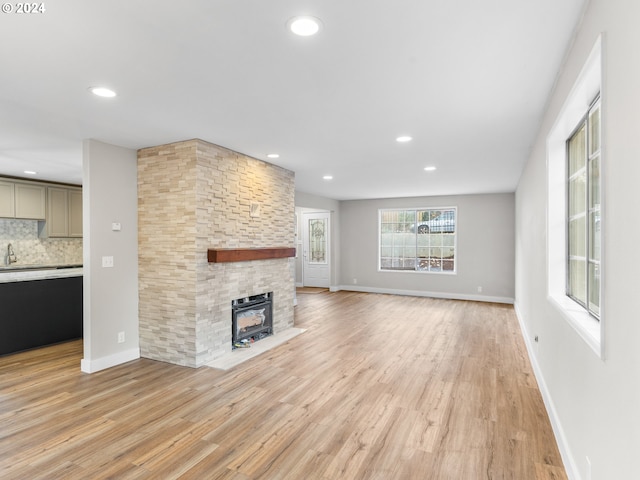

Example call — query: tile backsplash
[0,218,82,266]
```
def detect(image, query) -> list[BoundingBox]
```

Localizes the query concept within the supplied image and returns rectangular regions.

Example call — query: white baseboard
[81,347,140,374]
[331,284,514,304]
[513,302,579,480]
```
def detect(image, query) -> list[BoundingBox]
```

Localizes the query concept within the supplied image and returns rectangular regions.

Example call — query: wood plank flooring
[0,291,566,479]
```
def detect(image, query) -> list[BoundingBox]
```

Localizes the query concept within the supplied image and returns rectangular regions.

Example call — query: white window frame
[378,206,457,275]
[566,96,601,318]
[547,35,604,358]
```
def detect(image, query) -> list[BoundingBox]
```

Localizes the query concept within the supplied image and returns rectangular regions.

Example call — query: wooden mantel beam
[207,247,296,263]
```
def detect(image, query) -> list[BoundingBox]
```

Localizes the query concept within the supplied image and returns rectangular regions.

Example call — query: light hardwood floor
[0,291,566,479]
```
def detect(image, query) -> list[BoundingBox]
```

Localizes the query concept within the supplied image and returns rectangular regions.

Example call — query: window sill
[378,268,457,275]
[548,294,602,359]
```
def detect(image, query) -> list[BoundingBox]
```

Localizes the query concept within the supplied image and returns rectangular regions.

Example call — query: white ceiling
[0,0,586,200]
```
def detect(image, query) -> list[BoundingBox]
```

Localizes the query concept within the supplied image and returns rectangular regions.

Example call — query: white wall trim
[513,302,580,480]
[331,285,513,304]
[81,348,140,374]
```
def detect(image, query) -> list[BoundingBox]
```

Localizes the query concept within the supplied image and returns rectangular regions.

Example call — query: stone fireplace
[137,139,295,367]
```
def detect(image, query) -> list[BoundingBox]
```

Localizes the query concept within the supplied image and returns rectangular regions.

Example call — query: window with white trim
[546,35,603,357]
[567,96,601,318]
[379,208,456,273]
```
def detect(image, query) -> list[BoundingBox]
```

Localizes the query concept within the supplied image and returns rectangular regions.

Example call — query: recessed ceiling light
[23,170,37,175]
[89,86,117,98]
[267,153,280,159]
[287,16,322,36]
[424,166,437,171]
[323,175,333,180]
[396,136,412,143]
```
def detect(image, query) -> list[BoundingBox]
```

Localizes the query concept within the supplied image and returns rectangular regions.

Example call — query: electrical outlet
[353,278,358,284]
[118,331,125,343]
[477,286,482,293]
[102,256,114,268]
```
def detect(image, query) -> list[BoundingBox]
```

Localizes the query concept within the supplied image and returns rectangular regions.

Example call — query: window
[547,35,602,357]
[379,207,456,273]
[567,97,601,318]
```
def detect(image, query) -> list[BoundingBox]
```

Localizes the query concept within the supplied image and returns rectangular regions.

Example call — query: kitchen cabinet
[0,275,83,355]
[68,189,83,237]
[15,182,46,219]
[0,181,14,217]
[0,180,46,219]
[39,186,83,238]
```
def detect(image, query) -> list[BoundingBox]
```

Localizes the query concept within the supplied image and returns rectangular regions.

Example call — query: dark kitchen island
[0,267,83,356]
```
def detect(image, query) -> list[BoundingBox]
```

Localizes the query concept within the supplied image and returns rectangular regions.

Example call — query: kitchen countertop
[0,265,83,283]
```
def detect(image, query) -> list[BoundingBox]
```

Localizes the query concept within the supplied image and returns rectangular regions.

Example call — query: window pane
[588,262,600,315]
[568,125,586,176]
[568,259,587,305]
[429,233,443,247]
[309,218,327,264]
[568,173,586,217]
[442,234,455,247]
[589,211,601,262]
[568,217,586,258]
[429,258,442,271]
[589,104,600,155]
[589,155,600,210]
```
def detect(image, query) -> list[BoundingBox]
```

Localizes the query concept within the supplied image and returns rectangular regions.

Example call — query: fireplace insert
[231,292,273,348]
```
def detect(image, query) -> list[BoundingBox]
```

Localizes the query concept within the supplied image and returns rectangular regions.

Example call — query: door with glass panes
[302,211,330,287]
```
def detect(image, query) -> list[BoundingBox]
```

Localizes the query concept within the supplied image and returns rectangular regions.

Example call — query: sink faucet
[7,243,17,265]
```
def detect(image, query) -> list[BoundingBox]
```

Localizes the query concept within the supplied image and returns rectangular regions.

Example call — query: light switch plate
[102,256,114,268]
[112,222,122,231]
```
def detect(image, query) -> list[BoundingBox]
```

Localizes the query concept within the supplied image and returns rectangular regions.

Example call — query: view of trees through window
[379,208,456,273]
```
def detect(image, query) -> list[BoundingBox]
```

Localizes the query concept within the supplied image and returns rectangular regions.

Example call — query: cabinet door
[68,189,83,237]
[15,183,46,219]
[47,187,69,237]
[0,181,15,218]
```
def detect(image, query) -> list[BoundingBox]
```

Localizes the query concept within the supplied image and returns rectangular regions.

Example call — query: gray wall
[81,139,139,372]
[339,193,515,302]
[515,0,640,478]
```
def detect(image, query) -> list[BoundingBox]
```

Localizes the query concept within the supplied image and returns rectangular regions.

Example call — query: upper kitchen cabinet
[39,186,83,238]
[0,180,46,219]
[68,189,83,237]
[0,181,15,217]
[15,183,46,219]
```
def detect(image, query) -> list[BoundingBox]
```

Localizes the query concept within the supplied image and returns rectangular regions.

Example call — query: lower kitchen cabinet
[0,276,83,356]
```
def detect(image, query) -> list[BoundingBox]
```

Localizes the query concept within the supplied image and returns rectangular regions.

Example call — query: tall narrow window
[567,96,600,318]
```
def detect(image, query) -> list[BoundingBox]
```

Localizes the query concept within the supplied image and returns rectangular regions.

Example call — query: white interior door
[302,211,330,287]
